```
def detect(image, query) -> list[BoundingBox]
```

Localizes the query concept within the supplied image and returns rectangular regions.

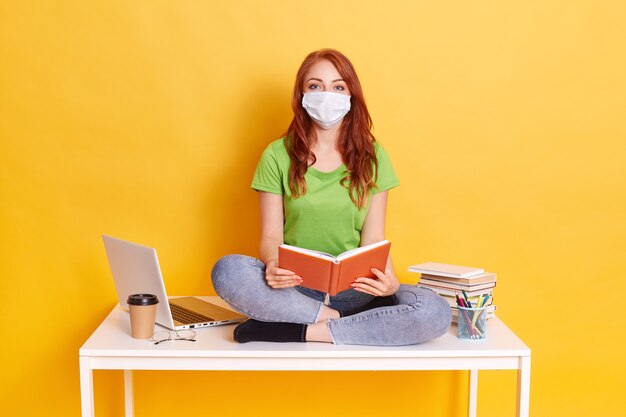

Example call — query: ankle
[305,321,333,343]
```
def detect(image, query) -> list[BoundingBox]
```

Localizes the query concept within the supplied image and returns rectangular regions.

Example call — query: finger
[353,276,385,291]
[267,275,302,286]
[352,274,392,294]
[268,277,301,285]
[370,268,387,280]
[353,276,377,285]
[354,271,388,286]
[269,281,302,289]
[351,285,383,297]
[351,281,384,296]
[272,267,297,276]
[268,274,302,283]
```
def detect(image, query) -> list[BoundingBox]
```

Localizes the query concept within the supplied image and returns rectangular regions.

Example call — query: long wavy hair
[284,49,378,209]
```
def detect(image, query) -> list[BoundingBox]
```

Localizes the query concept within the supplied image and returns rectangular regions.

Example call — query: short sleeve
[372,142,400,194]
[251,143,284,195]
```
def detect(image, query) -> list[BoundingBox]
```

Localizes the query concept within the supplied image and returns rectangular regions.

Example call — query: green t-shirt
[251,138,399,257]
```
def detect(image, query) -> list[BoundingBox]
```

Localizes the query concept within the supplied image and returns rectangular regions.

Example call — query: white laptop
[103,235,247,330]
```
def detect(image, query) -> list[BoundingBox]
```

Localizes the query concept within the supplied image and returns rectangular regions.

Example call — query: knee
[405,287,452,344]
[211,254,260,297]
[425,290,453,339]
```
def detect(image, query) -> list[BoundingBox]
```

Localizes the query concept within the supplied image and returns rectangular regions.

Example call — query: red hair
[284,49,378,209]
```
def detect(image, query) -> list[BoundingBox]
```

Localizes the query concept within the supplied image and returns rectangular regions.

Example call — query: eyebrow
[306,78,345,83]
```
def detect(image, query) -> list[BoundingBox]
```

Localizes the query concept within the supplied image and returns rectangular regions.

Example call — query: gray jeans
[211,254,452,346]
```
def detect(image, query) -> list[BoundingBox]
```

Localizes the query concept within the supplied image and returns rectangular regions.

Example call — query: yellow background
[1,1,624,416]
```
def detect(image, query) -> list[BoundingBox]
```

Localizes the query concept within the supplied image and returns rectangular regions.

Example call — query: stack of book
[408,262,497,322]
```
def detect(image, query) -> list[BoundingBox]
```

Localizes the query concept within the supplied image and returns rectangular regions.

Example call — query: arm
[258,191,284,266]
[258,191,302,288]
[352,191,401,296]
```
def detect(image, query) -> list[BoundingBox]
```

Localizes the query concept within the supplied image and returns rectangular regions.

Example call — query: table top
[80,297,530,359]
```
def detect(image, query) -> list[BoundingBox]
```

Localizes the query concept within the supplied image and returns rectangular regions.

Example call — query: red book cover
[278,241,391,296]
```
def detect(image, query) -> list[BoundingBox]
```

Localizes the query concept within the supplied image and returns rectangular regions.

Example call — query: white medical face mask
[302,92,352,129]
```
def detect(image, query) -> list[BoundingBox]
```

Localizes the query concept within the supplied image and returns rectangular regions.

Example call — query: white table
[79,297,530,417]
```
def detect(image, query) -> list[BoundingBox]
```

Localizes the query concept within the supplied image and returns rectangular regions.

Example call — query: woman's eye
[334,85,345,91]
[308,84,320,89]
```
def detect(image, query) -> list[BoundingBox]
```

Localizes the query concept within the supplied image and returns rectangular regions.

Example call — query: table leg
[516,356,531,417]
[468,369,478,417]
[79,357,94,417]
[124,370,134,417]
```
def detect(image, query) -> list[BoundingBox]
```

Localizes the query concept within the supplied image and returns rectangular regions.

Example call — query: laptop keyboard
[169,302,214,325]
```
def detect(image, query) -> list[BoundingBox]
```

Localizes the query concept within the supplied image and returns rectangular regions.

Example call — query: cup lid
[127,294,159,306]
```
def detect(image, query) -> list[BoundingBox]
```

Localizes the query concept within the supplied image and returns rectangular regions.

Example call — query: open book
[278,240,391,296]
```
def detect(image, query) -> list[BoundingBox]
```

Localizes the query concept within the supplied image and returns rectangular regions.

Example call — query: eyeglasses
[149,330,197,345]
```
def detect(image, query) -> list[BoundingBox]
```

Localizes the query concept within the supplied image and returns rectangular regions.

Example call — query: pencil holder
[457,305,488,340]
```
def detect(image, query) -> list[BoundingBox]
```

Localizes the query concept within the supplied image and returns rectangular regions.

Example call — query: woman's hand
[265,260,302,289]
[351,268,400,297]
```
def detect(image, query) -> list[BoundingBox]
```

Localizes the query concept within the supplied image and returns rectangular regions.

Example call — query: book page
[336,240,390,262]
[279,244,336,261]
